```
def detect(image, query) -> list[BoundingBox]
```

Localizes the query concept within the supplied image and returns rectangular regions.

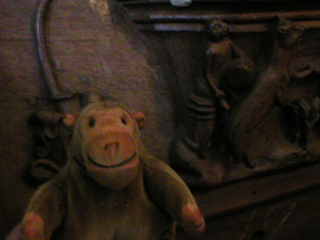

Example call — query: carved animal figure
[229,17,305,167]
[20,102,205,240]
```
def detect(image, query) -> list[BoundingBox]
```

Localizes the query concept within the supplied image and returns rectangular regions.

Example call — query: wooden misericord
[1,0,320,239]
[126,1,320,239]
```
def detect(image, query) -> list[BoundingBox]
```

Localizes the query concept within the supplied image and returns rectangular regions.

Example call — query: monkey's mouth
[87,152,137,169]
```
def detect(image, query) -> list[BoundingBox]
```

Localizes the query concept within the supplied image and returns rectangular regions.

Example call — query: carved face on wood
[276,18,305,49]
[206,19,229,42]
[69,102,146,189]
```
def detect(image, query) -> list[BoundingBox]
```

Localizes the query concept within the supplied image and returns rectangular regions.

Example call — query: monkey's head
[68,102,146,189]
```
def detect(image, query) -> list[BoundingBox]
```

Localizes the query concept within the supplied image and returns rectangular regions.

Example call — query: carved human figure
[172,19,254,185]
[229,17,306,167]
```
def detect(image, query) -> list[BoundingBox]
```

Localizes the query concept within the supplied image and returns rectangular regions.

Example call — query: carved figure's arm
[143,157,205,236]
[204,49,230,110]
[230,41,245,59]
[204,48,215,86]
[21,182,66,240]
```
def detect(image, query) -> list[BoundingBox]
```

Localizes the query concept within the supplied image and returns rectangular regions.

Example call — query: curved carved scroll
[28,0,108,185]
[28,93,105,185]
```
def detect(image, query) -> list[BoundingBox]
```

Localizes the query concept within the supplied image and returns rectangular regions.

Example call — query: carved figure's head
[275,17,305,49]
[205,19,229,42]
[68,102,146,189]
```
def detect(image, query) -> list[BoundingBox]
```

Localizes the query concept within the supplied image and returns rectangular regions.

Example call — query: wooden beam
[195,162,320,219]
[119,1,320,31]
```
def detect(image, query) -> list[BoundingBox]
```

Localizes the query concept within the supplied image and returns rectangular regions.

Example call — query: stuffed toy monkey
[18,101,205,240]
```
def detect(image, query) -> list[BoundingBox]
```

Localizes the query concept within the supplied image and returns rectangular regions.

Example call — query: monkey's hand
[180,203,206,235]
[21,213,45,240]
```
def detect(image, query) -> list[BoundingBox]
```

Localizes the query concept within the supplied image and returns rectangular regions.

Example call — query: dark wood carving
[28,93,105,185]
[28,109,69,184]
[117,2,320,188]
[28,0,107,185]
[167,15,320,187]
[230,17,308,165]
[28,0,320,187]
[171,18,254,186]
[26,0,78,185]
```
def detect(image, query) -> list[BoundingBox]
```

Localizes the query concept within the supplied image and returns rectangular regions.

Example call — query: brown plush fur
[21,102,205,240]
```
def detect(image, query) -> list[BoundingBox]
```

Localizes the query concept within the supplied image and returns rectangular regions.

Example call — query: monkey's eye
[89,117,95,128]
[121,117,127,125]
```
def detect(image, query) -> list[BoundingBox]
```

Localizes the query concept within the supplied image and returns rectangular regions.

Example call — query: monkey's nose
[105,142,120,162]
[105,142,119,150]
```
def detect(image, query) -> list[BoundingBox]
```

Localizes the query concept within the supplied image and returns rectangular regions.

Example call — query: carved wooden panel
[117,1,320,187]
[117,2,320,238]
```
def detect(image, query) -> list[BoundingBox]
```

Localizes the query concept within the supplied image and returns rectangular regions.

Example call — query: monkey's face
[79,106,141,189]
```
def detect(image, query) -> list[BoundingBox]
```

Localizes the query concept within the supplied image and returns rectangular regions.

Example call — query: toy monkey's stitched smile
[87,152,137,168]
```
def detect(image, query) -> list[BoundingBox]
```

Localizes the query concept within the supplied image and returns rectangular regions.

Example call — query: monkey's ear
[62,113,77,127]
[133,111,147,129]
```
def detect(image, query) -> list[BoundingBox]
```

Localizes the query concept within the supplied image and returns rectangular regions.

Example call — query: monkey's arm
[143,157,205,236]
[21,181,66,240]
